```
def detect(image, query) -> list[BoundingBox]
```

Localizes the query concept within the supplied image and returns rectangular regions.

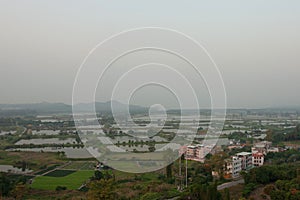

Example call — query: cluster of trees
[0,173,14,196]
[115,139,157,147]
[243,164,298,185]
[0,117,70,129]
[265,149,300,164]
[242,163,300,198]
[263,178,300,200]
[267,124,300,144]
[0,173,29,199]
[87,178,116,200]
[158,131,176,141]
[0,134,21,149]
[19,132,78,140]
[5,142,84,150]
[176,160,224,200]
[180,182,222,200]
[205,152,229,181]
[87,171,116,200]
[227,131,251,144]
[114,139,157,153]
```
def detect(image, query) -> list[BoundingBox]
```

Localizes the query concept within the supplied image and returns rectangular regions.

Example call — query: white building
[236,152,252,170]
[225,156,242,178]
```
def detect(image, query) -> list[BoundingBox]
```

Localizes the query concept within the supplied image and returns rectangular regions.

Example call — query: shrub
[243,183,256,197]
[264,184,275,195]
[55,185,67,191]
[140,192,160,200]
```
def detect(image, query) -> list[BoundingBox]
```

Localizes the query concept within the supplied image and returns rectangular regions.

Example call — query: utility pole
[176,155,184,190]
[179,157,182,189]
[185,157,188,188]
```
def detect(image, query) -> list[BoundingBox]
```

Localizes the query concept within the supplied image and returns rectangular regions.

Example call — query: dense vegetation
[242,163,300,198]
[265,149,300,164]
[267,124,300,144]
[0,173,31,198]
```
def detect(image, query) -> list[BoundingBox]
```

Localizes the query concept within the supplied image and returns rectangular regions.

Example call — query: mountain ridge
[0,101,148,116]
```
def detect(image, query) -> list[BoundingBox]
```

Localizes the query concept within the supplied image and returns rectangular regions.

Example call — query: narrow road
[217,178,244,190]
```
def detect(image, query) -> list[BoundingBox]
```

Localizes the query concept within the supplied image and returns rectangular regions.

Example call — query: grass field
[0,150,64,171]
[31,170,94,190]
[284,140,300,145]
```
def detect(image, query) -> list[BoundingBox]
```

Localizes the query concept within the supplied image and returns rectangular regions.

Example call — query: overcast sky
[0,1,300,108]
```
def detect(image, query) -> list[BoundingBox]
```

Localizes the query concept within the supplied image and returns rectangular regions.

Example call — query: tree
[87,179,116,200]
[166,163,173,180]
[224,188,230,200]
[0,173,13,196]
[266,129,273,141]
[270,190,286,200]
[94,171,103,180]
[148,146,156,152]
[185,182,222,200]
[207,152,228,179]
[296,124,300,133]
[11,183,27,200]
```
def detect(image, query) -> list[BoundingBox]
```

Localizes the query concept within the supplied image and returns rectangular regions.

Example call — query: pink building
[180,145,212,162]
[252,152,264,167]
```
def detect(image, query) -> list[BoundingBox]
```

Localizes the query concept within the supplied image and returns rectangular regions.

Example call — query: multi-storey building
[252,152,264,167]
[181,145,211,162]
[236,152,252,170]
[224,156,242,178]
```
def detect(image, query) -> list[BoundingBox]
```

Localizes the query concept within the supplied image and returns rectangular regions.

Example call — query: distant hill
[74,100,148,114]
[0,101,148,116]
[0,102,71,116]
[1,102,299,117]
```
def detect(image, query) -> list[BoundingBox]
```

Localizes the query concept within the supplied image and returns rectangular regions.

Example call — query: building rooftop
[253,153,264,157]
[236,152,252,156]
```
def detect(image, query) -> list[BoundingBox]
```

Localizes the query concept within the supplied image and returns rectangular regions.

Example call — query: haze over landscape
[1,0,300,108]
[1,1,300,200]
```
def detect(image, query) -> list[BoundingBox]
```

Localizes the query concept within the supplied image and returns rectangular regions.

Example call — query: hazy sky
[0,1,300,108]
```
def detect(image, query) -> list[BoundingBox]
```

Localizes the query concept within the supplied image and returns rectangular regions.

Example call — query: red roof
[252,153,264,157]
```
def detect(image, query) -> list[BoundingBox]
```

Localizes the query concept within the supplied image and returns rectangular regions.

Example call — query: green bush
[263,184,275,195]
[243,183,256,197]
[55,185,67,191]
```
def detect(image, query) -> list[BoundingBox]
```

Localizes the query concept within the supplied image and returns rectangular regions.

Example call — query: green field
[31,170,94,190]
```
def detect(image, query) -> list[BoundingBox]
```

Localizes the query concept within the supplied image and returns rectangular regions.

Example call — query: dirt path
[217,178,244,190]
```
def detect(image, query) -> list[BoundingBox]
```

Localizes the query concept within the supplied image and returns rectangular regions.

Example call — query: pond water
[0,131,16,136]
[32,130,61,135]
[15,138,76,145]
[0,164,32,174]
[40,119,61,123]
[8,137,230,158]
